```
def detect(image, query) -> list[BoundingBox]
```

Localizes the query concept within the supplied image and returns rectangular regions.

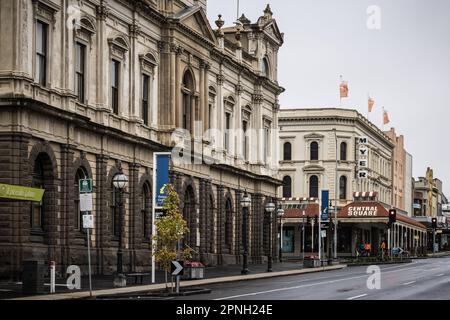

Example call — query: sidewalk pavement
[2,261,347,300]
[426,251,450,258]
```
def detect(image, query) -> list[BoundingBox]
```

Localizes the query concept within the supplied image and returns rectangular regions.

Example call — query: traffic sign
[171,261,184,276]
[80,193,93,212]
[83,214,94,229]
[79,179,93,193]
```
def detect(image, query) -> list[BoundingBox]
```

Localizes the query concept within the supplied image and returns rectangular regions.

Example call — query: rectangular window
[75,42,86,103]
[208,104,212,130]
[243,120,248,160]
[111,60,120,115]
[264,127,269,163]
[142,74,150,125]
[225,113,231,151]
[35,21,48,86]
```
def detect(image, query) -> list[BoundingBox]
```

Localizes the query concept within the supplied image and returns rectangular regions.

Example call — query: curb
[346,260,412,267]
[10,264,347,301]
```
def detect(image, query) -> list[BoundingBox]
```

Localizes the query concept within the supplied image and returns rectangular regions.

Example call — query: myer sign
[348,206,378,217]
[357,136,369,180]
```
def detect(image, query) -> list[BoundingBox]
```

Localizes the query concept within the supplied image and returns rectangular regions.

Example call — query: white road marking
[402,281,416,286]
[436,274,445,277]
[347,294,368,300]
[214,262,430,300]
[0,289,12,292]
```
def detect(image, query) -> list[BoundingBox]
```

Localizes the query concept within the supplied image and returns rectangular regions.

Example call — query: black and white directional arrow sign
[171,261,184,276]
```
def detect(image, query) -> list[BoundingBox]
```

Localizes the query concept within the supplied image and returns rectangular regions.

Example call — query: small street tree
[152,184,192,290]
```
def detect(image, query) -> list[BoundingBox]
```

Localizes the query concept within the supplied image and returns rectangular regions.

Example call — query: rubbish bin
[22,260,45,295]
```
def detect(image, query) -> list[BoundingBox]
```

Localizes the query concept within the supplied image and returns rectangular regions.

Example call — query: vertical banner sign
[152,152,171,284]
[155,154,171,209]
[321,190,329,222]
[357,137,369,179]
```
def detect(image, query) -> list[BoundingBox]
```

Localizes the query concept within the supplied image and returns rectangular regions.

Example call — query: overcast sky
[207,0,450,197]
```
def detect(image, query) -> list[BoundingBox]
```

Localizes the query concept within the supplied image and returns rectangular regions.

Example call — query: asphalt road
[170,257,450,300]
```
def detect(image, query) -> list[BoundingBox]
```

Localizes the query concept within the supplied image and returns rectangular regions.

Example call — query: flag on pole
[340,79,349,98]
[383,109,390,125]
[368,96,375,113]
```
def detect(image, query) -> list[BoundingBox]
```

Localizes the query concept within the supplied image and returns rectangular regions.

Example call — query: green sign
[79,179,93,193]
[0,183,45,202]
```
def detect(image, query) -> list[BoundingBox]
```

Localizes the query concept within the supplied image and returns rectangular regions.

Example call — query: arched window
[340,142,347,161]
[339,176,347,200]
[31,157,45,231]
[310,141,319,160]
[282,176,292,198]
[182,70,195,132]
[141,182,151,240]
[225,198,232,249]
[262,57,270,78]
[283,142,292,161]
[309,175,319,198]
[74,167,88,232]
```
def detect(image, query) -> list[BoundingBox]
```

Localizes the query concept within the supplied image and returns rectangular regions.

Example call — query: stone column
[217,185,225,263]
[235,189,242,263]
[95,154,109,274]
[60,144,76,274]
[128,163,140,271]
[0,132,31,280]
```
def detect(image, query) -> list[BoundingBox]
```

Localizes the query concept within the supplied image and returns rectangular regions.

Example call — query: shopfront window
[282,227,295,253]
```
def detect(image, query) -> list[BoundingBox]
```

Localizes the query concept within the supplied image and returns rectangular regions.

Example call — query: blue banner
[155,154,170,208]
[321,190,329,221]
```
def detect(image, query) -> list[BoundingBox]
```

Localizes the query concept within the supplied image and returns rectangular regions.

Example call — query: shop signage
[347,206,378,217]
[0,183,44,202]
[357,137,369,180]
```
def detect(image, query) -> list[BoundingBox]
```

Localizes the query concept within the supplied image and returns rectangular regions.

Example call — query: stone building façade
[0,0,285,279]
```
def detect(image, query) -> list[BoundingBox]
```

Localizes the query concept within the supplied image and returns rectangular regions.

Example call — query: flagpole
[367,93,370,121]
[339,75,343,107]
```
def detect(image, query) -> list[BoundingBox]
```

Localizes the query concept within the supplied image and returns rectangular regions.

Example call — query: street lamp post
[113,173,128,287]
[241,191,251,275]
[265,202,275,272]
[277,206,284,263]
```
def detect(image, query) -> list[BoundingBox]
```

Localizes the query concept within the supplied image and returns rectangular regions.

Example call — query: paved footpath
[6,263,346,300]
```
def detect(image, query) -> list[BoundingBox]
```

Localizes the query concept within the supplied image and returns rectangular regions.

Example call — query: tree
[152,184,192,290]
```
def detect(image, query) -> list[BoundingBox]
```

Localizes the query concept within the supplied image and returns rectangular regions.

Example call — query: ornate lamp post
[113,172,128,286]
[265,201,275,272]
[277,206,285,263]
[241,191,251,275]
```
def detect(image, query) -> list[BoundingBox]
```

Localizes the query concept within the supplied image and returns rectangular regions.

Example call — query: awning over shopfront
[338,201,427,230]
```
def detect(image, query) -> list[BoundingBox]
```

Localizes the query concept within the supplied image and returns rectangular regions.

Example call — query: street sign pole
[82,213,94,297]
[87,220,92,297]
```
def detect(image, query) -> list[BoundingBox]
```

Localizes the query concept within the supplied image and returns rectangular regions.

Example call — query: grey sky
[207,0,450,196]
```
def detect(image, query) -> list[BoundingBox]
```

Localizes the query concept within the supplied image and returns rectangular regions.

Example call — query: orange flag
[383,110,390,125]
[368,97,375,113]
[340,81,348,98]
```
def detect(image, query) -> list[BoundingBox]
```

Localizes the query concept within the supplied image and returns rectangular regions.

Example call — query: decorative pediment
[74,17,96,42]
[139,52,158,73]
[303,165,325,172]
[262,21,284,45]
[108,35,129,59]
[175,6,216,44]
[304,133,325,140]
